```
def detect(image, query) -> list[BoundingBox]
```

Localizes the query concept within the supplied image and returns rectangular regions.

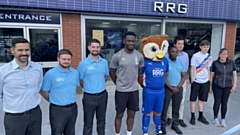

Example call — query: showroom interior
[0,0,239,71]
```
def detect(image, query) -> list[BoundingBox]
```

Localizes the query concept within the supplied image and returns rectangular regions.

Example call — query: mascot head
[140,34,169,61]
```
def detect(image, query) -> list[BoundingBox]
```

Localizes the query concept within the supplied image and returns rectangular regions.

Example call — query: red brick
[62,13,82,69]
[224,22,237,59]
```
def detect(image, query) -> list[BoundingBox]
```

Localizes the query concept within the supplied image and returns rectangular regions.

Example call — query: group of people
[140,36,237,135]
[0,31,237,135]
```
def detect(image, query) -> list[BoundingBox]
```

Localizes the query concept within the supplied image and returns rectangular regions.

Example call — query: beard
[17,55,29,62]
[126,46,134,52]
[59,62,70,69]
[91,51,99,56]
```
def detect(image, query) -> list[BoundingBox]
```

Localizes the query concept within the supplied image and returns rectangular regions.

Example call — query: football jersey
[142,58,169,90]
[191,52,212,83]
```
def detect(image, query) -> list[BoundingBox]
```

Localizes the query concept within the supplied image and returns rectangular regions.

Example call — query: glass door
[26,27,61,68]
[0,26,25,66]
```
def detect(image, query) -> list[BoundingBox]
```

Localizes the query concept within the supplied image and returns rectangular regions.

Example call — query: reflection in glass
[0,28,23,63]
[235,23,240,53]
[234,23,240,71]
[166,23,212,59]
[166,22,223,63]
[85,19,161,62]
[29,29,59,62]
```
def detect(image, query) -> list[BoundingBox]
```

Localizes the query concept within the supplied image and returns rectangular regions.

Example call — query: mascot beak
[156,54,164,60]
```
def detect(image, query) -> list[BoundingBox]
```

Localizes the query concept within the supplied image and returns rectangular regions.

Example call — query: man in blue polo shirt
[167,36,189,127]
[78,39,109,135]
[161,46,186,135]
[41,49,79,135]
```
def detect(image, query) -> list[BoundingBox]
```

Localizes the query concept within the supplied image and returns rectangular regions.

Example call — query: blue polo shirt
[167,58,186,87]
[165,51,189,71]
[41,65,80,105]
[77,55,109,94]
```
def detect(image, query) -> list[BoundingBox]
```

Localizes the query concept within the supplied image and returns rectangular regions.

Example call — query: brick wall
[224,22,237,59]
[62,13,81,69]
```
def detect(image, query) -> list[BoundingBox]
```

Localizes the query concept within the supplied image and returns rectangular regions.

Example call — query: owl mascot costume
[138,35,169,135]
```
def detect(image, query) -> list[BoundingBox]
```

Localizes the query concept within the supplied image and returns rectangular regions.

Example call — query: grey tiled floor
[0,79,240,135]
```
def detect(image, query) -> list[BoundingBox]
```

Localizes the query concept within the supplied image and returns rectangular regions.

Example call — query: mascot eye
[151,46,157,52]
[162,45,166,51]
[161,40,169,51]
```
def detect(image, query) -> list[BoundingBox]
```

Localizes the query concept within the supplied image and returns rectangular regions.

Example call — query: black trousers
[213,86,231,119]
[4,105,42,135]
[161,86,183,127]
[50,103,78,135]
[82,90,108,135]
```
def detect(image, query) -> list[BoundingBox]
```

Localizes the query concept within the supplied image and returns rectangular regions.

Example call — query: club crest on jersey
[135,57,139,65]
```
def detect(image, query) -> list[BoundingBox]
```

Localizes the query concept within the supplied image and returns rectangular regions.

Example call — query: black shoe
[190,117,195,125]
[171,126,183,134]
[179,119,187,127]
[198,116,209,125]
[161,127,167,134]
[167,118,172,126]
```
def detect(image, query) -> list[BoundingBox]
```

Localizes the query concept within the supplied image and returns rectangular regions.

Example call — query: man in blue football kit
[140,57,169,135]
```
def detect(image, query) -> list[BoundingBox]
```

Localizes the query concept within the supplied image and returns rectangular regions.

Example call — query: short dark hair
[219,48,228,54]
[88,39,101,46]
[57,49,72,57]
[174,36,184,44]
[11,38,29,48]
[123,31,136,39]
[168,46,177,52]
[199,40,210,46]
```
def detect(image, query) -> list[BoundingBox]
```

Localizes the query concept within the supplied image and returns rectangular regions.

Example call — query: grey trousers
[162,86,183,127]
[4,105,42,135]
[167,81,187,119]
[82,90,108,135]
[50,103,78,135]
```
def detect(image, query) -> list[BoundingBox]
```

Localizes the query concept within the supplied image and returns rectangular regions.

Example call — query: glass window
[234,23,240,71]
[165,22,223,61]
[85,19,161,62]
[235,23,240,53]
[29,29,59,62]
[0,28,24,63]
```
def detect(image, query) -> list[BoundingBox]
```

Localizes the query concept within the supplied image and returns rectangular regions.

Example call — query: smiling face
[219,50,228,61]
[58,54,72,69]
[168,47,178,61]
[174,39,184,51]
[11,43,30,64]
[140,35,169,61]
[123,35,136,52]
[200,45,210,54]
[88,42,101,56]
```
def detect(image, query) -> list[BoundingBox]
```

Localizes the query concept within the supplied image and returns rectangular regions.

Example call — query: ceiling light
[129,23,137,26]
[102,22,110,24]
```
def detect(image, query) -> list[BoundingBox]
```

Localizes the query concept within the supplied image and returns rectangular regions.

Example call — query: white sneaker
[221,119,227,128]
[154,131,163,135]
[143,134,148,135]
[213,118,221,127]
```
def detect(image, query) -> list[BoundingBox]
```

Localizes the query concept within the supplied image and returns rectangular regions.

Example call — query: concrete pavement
[0,80,240,135]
